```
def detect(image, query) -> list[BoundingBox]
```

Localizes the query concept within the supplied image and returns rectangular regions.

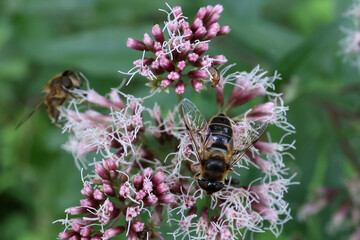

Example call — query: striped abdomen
[207,113,233,151]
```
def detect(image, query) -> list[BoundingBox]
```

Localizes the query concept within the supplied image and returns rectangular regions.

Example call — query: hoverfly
[16,70,81,129]
[180,98,268,194]
[208,66,220,88]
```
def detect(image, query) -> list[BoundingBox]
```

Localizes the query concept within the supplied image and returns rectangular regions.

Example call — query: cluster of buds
[122,4,230,93]
[299,175,360,240]
[54,4,296,240]
[56,157,174,239]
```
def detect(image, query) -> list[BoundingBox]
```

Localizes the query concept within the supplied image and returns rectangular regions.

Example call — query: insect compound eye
[197,179,209,190]
[197,179,224,194]
[61,76,72,89]
[212,182,224,192]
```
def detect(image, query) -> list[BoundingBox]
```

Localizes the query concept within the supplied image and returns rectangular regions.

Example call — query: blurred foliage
[1,0,360,239]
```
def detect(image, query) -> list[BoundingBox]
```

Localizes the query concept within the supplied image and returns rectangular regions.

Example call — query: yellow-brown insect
[209,66,220,88]
[16,70,81,129]
[180,98,268,194]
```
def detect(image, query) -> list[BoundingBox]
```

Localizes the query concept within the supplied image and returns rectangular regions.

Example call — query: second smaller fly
[16,70,81,129]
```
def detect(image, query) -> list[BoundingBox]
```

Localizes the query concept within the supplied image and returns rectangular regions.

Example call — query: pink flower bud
[227,77,266,107]
[250,185,271,206]
[188,69,209,79]
[211,4,224,15]
[79,227,93,237]
[80,199,98,208]
[93,189,106,201]
[134,173,143,189]
[187,53,199,62]
[119,183,130,198]
[59,231,76,239]
[142,179,154,192]
[152,171,166,185]
[247,102,275,122]
[65,207,88,215]
[95,163,110,180]
[103,183,116,197]
[330,202,350,228]
[247,153,272,172]
[177,60,186,71]
[127,38,146,51]
[132,220,145,232]
[168,71,181,80]
[191,18,203,31]
[175,81,185,94]
[206,8,222,26]
[152,24,165,43]
[211,55,227,65]
[133,57,154,66]
[191,79,203,92]
[159,57,175,72]
[158,193,175,203]
[142,167,154,178]
[203,23,220,40]
[252,202,279,223]
[144,194,158,206]
[160,78,172,88]
[193,26,207,39]
[87,90,114,109]
[135,189,146,200]
[81,186,94,198]
[193,43,209,55]
[219,25,231,35]
[154,183,169,195]
[103,226,125,239]
[72,223,82,232]
[215,83,224,107]
[254,141,279,154]
[143,33,155,50]
[298,199,327,220]
[126,206,140,221]
[195,7,207,20]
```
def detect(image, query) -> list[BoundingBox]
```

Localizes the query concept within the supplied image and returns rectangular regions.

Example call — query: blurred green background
[1,0,359,239]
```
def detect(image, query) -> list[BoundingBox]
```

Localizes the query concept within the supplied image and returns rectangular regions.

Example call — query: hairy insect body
[44,70,80,122]
[198,114,234,194]
[180,98,268,194]
[16,70,80,129]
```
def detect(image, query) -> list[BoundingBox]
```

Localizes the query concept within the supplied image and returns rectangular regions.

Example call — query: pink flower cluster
[53,3,296,240]
[299,176,360,239]
[56,157,174,239]
[123,4,230,93]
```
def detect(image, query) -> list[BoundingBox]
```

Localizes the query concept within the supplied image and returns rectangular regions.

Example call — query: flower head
[52,3,296,240]
[121,4,229,93]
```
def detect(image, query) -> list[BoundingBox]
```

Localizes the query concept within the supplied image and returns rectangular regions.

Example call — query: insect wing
[180,98,210,158]
[15,98,44,129]
[228,120,269,168]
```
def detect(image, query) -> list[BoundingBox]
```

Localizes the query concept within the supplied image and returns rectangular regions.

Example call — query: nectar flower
[120,4,229,93]
[299,176,360,239]
[51,3,296,240]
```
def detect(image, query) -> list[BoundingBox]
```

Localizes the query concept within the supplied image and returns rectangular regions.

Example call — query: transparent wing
[180,98,210,159]
[15,98,44,130]
[228,120,269,168]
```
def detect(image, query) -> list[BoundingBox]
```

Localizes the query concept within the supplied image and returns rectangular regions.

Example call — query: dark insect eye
[197,179,209,190]
[61,77,72,89]
[197,179,224,194]
[213,182,224,192]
